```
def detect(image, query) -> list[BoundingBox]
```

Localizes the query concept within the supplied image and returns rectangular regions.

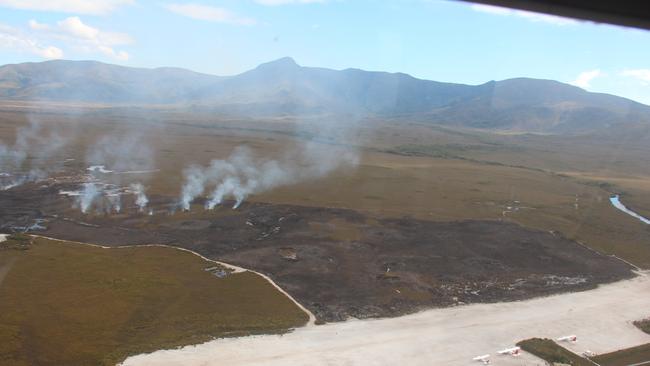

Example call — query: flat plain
[0,102,649,364]
[0,235,308,366]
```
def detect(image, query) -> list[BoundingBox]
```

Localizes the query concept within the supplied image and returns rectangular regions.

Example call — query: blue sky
[1,0,650,104]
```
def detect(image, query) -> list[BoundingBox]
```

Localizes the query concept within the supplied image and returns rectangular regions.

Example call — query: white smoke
[77,183,100,213]
[179,144,358,211]
[74,183,131,214]
[206,176,242,209]
[86,133,154,173]
[106,192,122,213]
[82,131,154,214]
[179,165,210,211]
[0,169,47,190]
[130,182,148,211]
[0,141,26,169]
[0,120,67,189]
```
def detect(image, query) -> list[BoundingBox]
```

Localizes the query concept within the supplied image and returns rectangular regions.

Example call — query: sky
[1,0,650,104]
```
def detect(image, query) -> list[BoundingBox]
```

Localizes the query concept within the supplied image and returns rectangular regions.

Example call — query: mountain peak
[255,57,299,71]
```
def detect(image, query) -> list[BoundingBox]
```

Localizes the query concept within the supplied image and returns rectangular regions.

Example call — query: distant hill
[0,60,222,104]
[1,57,649,133]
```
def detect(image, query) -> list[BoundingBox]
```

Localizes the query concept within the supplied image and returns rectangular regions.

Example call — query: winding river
[610,195,650,225]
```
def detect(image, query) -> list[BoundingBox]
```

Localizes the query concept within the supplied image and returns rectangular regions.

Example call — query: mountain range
[1,57,649,134]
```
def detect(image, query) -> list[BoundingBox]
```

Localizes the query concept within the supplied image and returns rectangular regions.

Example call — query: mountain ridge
[1,57,649,133]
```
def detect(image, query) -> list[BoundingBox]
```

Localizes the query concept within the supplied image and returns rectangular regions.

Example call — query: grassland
[261,153,650,267]
[592,343,650,366]
[517,319,650,366]
[517,338,593,366]
[635,319,650,334]
[1,102,650,363]
[516,337,650,366]
[2,106,650,269]
[149,114,650,267]
[0,236,308,366]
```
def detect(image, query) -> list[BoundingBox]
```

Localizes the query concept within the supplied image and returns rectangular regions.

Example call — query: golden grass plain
[0,236,308,366]
[1,106,649,266]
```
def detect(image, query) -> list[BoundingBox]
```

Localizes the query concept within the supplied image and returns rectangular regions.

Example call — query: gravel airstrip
[122,272,650,366]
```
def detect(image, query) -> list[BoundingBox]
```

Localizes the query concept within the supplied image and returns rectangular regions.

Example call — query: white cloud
[569,69,603,88]
[0,0,134,15]
[30,17,133,61]
[471,4,578,26]
[620,69,650,84]
[58,16,100,40]
[38,45,64,59]
[28,19,50,31]
[166,3,256,26]
[0,23,63,59]
[97,45,129,61]
[255,0,325,5]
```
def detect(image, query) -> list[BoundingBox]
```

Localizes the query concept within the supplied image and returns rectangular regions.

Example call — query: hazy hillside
[424,78,650,133]
[1,58,649,133]
[0,60,222,103]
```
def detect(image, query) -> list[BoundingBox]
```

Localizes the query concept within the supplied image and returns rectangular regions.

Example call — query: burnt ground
[0,182,635,322]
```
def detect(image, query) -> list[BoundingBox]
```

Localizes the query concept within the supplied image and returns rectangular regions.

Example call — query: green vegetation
[592,343,650,366]
[634,318,650,334]
[0,233,32,251]
[386,144,465,159]
[517,338,593,366]
[265,149,650,268]
[0,237,308,366]
[6,233,29,242]
[579,180,616,191]
[6,110,650,270]
[386,143,550,175]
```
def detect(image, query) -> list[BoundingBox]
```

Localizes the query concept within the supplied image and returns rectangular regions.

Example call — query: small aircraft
[557,335,577,343]
[497,346,521,356]
[472,354,491,364]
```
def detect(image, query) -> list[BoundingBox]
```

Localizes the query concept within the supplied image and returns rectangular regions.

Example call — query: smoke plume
[106,192,122,213]
[71,182,150,214]
[130,182,148,211]
[87,132,154,173]
[0,120,67,189]
[179,143,358,211]
[77,183,100,213]
[79,129,154,214]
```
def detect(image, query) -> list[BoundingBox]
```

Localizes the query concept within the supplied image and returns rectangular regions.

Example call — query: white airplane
[472,354,491,364]
[497,346,521,356]
[557,335,577,342]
